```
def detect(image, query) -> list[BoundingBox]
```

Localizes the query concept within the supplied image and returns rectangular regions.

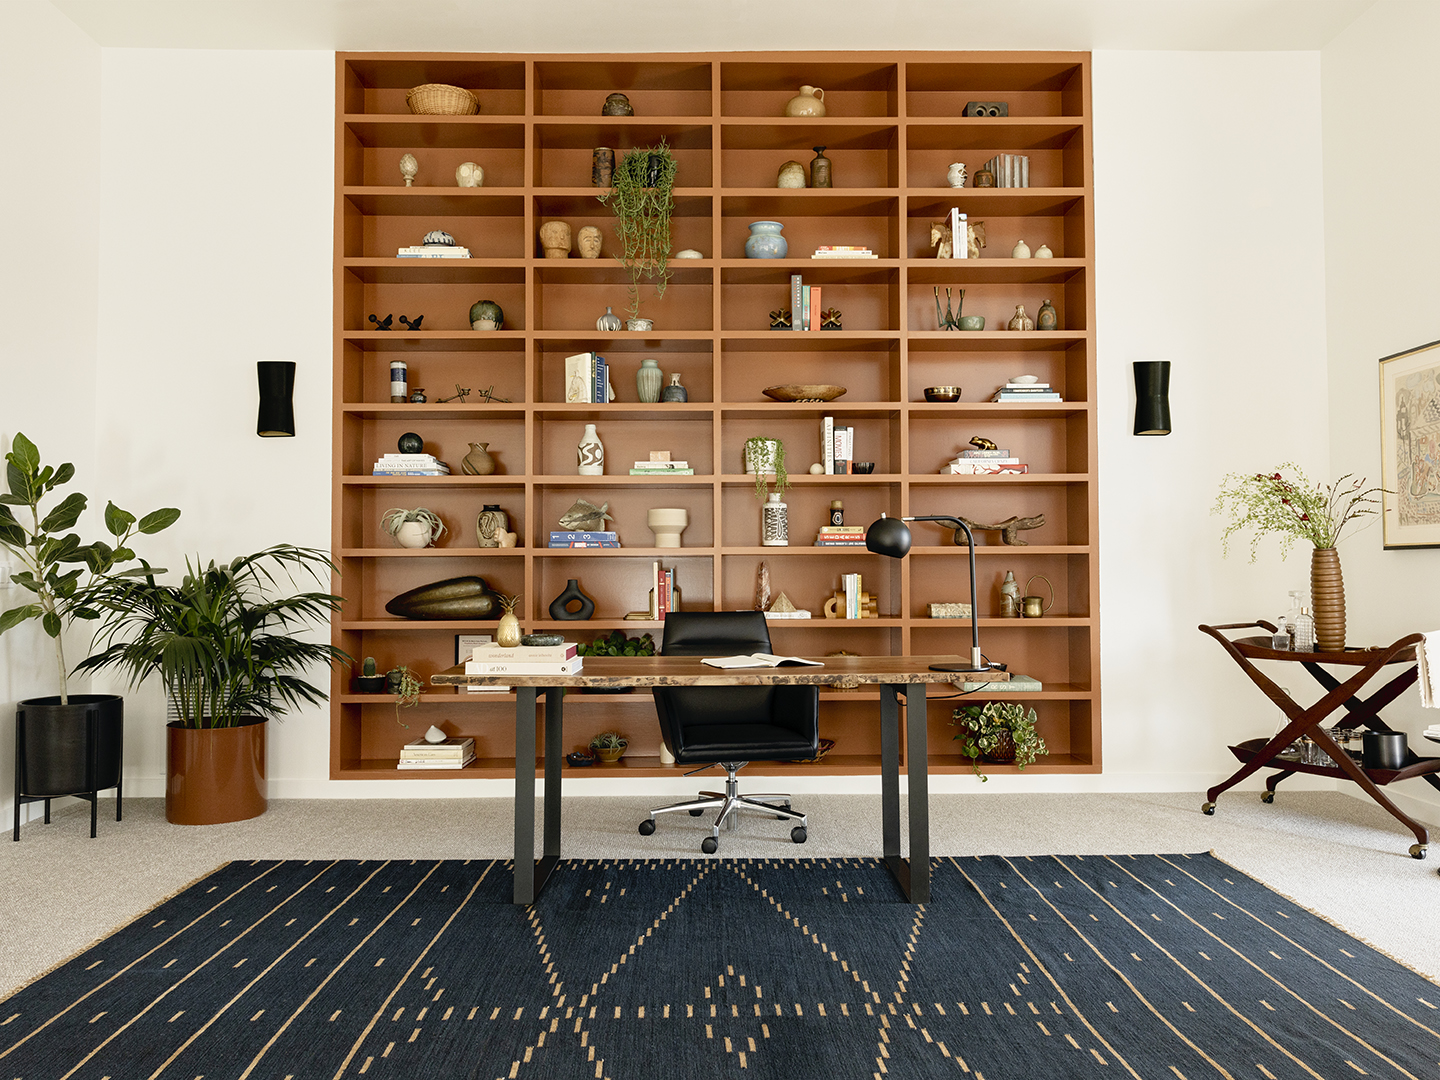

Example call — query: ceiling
[51,0,1379,52]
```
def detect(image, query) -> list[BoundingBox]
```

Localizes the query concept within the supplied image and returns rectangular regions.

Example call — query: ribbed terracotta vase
[1310,547,1346,653]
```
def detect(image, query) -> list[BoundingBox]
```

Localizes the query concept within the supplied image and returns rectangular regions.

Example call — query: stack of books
[372,453,450,476]
[943,446,1028,475]
[549,530,619,548]
[630,459,693,476]
[841,572,863,619]
[991,380,1062,403]
[814,526,867,547]
[397,243,472,259]
[979,153,1030,188]
[650,561,675,620]
[811,246,877,259]
[397,736,476,770]
[820,416,856,473]
[788,274,824,331]
[466,641,582,676]
[564,352,611,404]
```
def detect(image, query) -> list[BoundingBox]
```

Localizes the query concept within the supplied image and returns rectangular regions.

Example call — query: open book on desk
[701,654,823,669]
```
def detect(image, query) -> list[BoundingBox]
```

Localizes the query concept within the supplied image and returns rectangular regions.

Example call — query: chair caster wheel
[1201,802,1216,816]
[1410,843,1427,860]
[638,819,656,836]
[689,808,705,817]
[1261,791,1275,804]
[701,837,719,855]
[791,827,807,844]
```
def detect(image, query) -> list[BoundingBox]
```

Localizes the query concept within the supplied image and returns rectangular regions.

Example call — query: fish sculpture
[558,498,613,532]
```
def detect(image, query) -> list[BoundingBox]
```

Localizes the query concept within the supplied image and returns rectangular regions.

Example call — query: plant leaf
[9,433,39,474]
[0,493,28,506]
[53,462,74,486]
[41,610,61,638]
[6,460,33,504]
[39,491,87,533]
[138,507,181,534]
[105,501,136,536]
[0,604,42,633]
[0,519,24,547]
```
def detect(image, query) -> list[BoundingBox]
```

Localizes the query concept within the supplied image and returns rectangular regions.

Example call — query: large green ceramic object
[385,576,502,620]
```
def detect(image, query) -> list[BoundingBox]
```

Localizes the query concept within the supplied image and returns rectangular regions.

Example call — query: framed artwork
[1379,338,1440,548]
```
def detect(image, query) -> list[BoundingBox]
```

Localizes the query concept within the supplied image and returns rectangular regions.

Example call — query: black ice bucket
[1362,731,1407,771]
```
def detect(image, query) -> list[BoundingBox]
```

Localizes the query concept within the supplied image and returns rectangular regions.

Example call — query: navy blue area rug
[2,855,1438,1079]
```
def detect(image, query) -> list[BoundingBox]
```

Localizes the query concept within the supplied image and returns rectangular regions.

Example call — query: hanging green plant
[597,141,677,322]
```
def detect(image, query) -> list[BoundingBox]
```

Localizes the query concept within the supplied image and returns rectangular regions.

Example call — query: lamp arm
[901,515,982,670]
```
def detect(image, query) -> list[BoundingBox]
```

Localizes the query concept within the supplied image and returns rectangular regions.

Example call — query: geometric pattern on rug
[1,855,1437,1080]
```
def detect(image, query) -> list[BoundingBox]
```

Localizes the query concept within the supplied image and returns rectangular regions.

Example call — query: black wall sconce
[256,361,295,437]
[1133,360,1171,436]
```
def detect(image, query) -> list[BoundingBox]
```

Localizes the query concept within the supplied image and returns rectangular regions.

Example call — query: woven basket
[406,84,478,116]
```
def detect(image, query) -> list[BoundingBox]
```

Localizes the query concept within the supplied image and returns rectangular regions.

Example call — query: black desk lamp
[866,513,986,673]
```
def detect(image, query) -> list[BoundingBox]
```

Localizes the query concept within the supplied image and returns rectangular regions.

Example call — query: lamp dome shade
[866,516,912,558]
[257,361,296,437]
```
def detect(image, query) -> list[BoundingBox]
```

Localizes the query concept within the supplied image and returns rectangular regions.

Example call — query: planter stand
[13,696,124,841]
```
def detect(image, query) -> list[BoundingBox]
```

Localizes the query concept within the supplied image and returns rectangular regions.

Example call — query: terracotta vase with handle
[1310,547,1346,652]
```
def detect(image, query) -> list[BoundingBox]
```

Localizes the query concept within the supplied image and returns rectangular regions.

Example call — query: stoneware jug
[577,423,604,475]
[784,85,826,117]
[636,357,663,403]
[462,442,496,476]
[660,373,688,402]
[745,221,788,259]
[776,160,807,188]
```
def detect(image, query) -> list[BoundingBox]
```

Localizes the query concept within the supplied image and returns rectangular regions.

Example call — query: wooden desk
[1198,621,1440,858]
[433,655,995,904]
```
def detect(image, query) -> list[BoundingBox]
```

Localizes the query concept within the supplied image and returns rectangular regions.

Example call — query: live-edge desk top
[431,654,1008,690]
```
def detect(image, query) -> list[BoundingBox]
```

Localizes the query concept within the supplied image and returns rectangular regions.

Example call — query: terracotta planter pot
[166,717,267,825]
[1310,547,1346,653]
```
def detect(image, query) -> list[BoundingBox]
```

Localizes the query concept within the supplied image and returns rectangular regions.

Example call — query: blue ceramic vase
[744,221,788,259]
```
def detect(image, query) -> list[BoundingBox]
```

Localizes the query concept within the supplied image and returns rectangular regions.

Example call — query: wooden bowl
[763,384,847,402]
[924,386,961,402]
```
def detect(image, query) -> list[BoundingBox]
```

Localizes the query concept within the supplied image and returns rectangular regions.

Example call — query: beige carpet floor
[3,790,1438,998]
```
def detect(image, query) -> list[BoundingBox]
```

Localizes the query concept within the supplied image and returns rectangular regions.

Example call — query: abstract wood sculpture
[949,514,1046,546]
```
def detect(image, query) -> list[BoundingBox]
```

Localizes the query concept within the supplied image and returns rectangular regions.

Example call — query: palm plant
[76,545,349,728]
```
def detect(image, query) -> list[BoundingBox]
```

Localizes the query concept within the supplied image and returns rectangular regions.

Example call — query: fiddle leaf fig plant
[0,432,180,703]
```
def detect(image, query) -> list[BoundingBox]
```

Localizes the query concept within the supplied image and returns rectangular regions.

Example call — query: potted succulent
[597,140,677,323]
[381,507,446,548]
[589,731,628,763]
[1213,464,1384,652]
[388,664,422,727]
[744,437,790,502]
[76,545,349,825]
[0,433,179,823]
[952,702,1048,780]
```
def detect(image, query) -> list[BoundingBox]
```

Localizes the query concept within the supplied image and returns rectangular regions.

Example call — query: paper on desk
[1418,631,1440,709]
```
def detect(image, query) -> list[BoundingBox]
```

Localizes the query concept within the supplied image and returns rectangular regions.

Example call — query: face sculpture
[577,226,603,259]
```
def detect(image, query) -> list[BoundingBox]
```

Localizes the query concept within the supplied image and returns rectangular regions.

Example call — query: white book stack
[991,380,1061,403]
[372,453,451,475]
[466,642,583,677]
[397,736,476,769]
[397,245,472,258]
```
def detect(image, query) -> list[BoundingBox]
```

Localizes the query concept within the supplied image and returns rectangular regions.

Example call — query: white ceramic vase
[647,508,689,548]
[946,162,967,188]
[577,423,604,475]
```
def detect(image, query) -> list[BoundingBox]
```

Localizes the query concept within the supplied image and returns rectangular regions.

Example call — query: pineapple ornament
[496,593,523,647]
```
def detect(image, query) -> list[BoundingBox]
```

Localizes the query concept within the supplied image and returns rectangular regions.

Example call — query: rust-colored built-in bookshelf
[331,52,1098,781]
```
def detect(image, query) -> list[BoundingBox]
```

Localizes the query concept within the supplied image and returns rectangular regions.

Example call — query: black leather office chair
[637,611,818,853]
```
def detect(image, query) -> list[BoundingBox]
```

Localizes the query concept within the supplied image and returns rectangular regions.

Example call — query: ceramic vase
[647,508,689,548]
[744,438,782,476]
[596,306,622,332]
[626,318,654,332]
[476,505,508,547]
[548,578,596,620]
[1036,299,1058,331]
[1311,547,1346,652]
[783,85,826,117]
[776,160,807,188]
[462,442,496,476]
[946,162,967,188]
[809,147,832,188]
[601,93,633,116]
[660,373,687,402]
[578,423,604,475]
[636,358,663,402]
[395,520,433,548]
[1012,239,1031,259]
[745,221,788,259]
[761,493,789,546]
[469,300,503,331]
[539,220,571,258]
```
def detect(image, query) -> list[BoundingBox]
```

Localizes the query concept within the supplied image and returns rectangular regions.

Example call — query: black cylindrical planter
[1362,730,1407,771]
[17,695,123,795]
[1133,360,1172,436]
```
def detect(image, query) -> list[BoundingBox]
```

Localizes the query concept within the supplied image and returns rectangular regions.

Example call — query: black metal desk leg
[906,684,931,904]
[881,683,901,863]
[542,688,563,861]
[513,688,539,905]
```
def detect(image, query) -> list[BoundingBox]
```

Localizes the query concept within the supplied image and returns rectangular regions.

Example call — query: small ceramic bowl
[565,751,597,767]
[852,461,875,474]
[924,386,961,402]
[958,315,985,331]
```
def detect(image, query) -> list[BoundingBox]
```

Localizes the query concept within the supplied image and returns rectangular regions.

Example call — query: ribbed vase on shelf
[1310,547,1346,652]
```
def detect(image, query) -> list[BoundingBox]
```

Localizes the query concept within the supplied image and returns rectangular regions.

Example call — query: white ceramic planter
[395,520,434,548]
[647,508,689,548]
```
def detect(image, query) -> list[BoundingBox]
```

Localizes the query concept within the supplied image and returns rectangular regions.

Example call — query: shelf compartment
[341,258,527,285]
[535,257,715,287]
[905,258,1085,286]
[342,57,526,113]
[342,116,527,150]
[342,188,527,217]
[534,187,715,219]
[341,403,527,421]
[532,118,714,150]
[534,485,714,548]
[906,331,1087,352]
[533,60,713,115]
[341,331,529,352]
[720,121,899,153]
[718,190,899,217]
[905,189,1084,218]
[905,118,1084,152]
[534,332,717,354]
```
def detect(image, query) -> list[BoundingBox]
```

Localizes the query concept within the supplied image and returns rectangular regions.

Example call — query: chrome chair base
[639,762,808,853]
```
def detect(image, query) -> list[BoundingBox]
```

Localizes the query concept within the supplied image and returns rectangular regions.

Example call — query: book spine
[371,470,448,475]
[651,560,660,619]
[943,463,1029,474]
[464,660,583,675]
[958,449,1013,457]
[549,531,618,542]
[473,645,577,661]
[822,415,834,475]
[950,206,962,259]
[553,541,621,547]
[791,274,803,332]
[809,285,821,329]
[628,469,694,475]
[398,751,474,761]
[600,356,609,404]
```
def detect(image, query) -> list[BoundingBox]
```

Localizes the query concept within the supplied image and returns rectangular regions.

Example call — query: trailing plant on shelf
[389,664,422,727]
[952,702,1048,781]
[744,437,790,502]
[0,432,180,703]
[76,545,349,729]
[597,140,677,322]
[1212,463,1384,560]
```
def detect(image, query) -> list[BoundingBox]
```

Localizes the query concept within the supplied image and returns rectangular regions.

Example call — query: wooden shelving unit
[332,51,1098,781]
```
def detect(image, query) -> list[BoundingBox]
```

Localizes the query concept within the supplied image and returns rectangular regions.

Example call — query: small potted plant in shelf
[743,437,789,501]
[597,140,677,326]
[381,507,446,549]
[589,731,628,763]
[952,702,1048,780]
[389,664,422,727]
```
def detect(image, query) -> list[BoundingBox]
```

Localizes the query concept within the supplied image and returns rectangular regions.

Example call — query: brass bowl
[763,384,847,402]
[924,386,961,402]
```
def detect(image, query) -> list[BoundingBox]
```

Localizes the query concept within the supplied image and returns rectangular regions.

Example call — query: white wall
[0,0,102,826]
[9,28,1370,805]
[1321,3,1440,818]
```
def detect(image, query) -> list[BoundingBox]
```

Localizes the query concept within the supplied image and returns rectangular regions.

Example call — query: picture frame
[454,633,492,665]
[1378,338,1440,548]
